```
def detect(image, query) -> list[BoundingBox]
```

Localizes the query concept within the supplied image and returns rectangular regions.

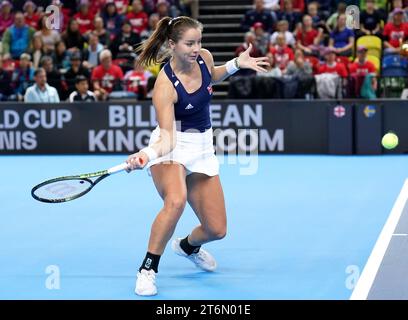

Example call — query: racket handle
[107,162,129,174]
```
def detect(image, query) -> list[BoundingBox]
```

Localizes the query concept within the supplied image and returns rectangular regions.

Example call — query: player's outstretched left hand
[237,43,270,73]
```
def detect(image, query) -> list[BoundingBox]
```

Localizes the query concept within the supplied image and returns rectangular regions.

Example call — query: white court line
[393,234,408,236]
[350,179,408,300]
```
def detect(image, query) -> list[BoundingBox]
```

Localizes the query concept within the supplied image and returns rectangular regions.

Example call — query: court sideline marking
[350,179,408,300]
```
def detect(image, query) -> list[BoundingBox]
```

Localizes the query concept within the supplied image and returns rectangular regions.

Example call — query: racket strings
[32,179,92,202]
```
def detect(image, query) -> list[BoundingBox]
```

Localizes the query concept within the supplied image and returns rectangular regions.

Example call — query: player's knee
[164,194,187,214]
[207,226,227,240]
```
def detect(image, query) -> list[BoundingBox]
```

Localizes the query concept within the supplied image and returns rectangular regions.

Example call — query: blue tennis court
[1,154,407,299]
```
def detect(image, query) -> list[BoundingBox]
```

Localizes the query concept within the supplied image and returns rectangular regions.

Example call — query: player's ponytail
[136,16,203,68]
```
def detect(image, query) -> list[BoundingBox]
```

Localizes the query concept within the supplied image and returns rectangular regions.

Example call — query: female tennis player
[126,16,269,296]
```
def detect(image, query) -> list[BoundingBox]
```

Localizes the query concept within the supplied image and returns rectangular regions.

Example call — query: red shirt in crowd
[348,60,377,75]
[126,11,149,34]
[124,70,150,93]
[91,64,124,93]
[269,45,295,70]
[74,12,95,34]
[280,0,305,12]
[318,62,348,77]
[24,13,40,30]
[98,0,130,14]
[296,29,318,46]
[383,22,408,48]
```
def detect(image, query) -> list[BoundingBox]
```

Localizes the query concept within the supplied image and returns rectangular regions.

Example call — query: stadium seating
[357,35,382,60]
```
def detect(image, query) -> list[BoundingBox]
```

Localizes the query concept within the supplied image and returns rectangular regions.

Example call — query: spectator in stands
[263,0,280,11]
[29,34,47,69]
[361,0,387,21]
[82,32,104,70]
[74,0,95,36]
[61,0,78,14]
[110,0,130,15]
[0,1,14,39]
[64,51,91,94]
[40,55,66,99]
[127,0,149,35]
[286,49,313,77]
[179,0,199,19]
[286,49,315,98]
[327,2,352,32]
[156,0,172,19]
[277,0,302,31]
[93,16,111,48]
[296,14,323,56]
[383,8,408,54]
[236,32,263,57]
[357,0,383,38]
[91,49,124,100]
[11,53,35,101]
[24,68,60,103]
[0,56,13,101]
[29,0,53,11]
[318,47,348,77]
[307,2,329,34]
[387,0,408,22]
[253,22,270,55]
[23,1,40,30]
[348,45,377,98]
[241,0,276,33]
[109,19,141,59]
[257,52,282,77]
[2,12,36,60]
[141,13,160,41]
[315,47,348,98]
[270,20,296,47]
[35,16,62,54]
[124,58,153,99]
[279,0,305,13]
[52,41,71,71]
[101,1,124,41]
[62,19,86,51]
[328,14,355,57]
[315,0,333,20]
[69,75,96,102]
[269,33,295,73]
[349,46,377,75]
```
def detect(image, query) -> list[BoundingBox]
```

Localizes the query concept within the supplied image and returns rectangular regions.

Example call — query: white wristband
[140,146,158,162]
[226,58,240,75]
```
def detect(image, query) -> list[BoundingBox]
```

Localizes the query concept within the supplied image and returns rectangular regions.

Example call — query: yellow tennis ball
[382,132,399,149]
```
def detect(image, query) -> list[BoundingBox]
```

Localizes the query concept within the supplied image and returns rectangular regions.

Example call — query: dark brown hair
[136,16,203,68]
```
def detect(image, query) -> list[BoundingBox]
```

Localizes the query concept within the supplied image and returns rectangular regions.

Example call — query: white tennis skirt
[145,126,219,176]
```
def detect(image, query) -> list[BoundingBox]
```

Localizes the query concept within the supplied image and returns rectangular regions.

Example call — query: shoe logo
[144,258,152,269]
[185,103,194,110]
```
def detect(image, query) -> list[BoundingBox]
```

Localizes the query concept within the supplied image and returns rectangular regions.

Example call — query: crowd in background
[232,0,408,99]
[0,0,406,102]
[0,0,197,102]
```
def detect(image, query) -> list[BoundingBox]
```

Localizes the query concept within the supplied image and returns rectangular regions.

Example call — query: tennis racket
[31,162,129,203]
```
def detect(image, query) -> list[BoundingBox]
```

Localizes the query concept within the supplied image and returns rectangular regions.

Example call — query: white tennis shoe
[135,269,157,296]
[171,238,217,272]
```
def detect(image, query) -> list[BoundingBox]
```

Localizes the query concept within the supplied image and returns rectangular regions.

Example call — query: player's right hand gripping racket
[31,162,129,203]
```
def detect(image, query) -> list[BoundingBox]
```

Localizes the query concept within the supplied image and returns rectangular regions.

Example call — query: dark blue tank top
[163,55,213,132]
